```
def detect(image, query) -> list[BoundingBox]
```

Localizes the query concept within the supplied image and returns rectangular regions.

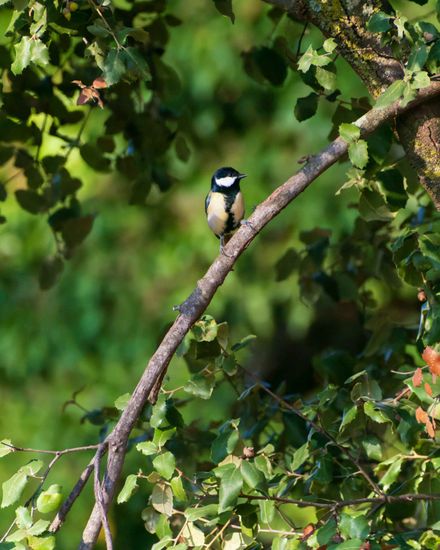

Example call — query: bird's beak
[238,173,247,180]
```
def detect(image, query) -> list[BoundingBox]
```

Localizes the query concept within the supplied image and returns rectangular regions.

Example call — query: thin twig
[2,442,100,455]
[205,518,231,549]
[93,443,113,550]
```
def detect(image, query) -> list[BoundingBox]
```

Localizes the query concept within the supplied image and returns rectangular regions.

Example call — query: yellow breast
[206,192,228,236]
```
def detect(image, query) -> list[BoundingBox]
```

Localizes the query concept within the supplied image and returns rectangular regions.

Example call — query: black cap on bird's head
[211,166,247,189]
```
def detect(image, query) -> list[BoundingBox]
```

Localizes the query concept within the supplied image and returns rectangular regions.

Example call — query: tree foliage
[0,0,440,549]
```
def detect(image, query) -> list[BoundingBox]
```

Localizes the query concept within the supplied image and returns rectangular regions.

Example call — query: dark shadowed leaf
[294,93,319,122]
[212,0,235,22]
[61,215,95,248]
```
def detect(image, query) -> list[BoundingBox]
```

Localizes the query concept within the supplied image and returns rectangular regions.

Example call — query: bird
[205,166,247,253]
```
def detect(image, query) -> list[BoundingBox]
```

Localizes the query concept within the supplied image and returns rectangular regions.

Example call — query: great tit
[205,167,247,253]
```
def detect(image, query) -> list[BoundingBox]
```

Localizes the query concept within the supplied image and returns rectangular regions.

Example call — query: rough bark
[265,0,440,209]
[77,82,440,549]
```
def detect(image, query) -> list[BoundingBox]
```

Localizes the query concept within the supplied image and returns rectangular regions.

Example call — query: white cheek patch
[215,176,236,187]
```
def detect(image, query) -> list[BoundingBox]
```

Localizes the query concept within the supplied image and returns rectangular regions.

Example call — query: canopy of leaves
[0,0,440,548]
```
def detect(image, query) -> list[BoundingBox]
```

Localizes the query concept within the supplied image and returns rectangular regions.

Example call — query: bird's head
[212,166,246,189]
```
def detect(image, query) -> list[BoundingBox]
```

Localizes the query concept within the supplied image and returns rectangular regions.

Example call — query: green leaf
[258,499,275,523]
[339,513,369,539]
[323,38,337,53]
[379,457,403,491]
[316,518,337,545]
[316,67,336,91]
[136,441,158,456]
[2,460,43,508]
[151,483,173,516]
[15,189,46,214]
[27,519,50,536]
[151,536,173,550]
[152,451,176,480]
[114,393,130,411]
[367,11,392,32]
[15,506,32,529]
[298,45,331,72]
[375,80,405,109]
[340,406,358,431]
[290,442,309,471]
[169,476,186,502]
[217,463,243,512]
[142,506,160,534]
[407,44,429,72]
[328,540,363,550]
[212,0,235,23]
[240,460,265,490]
[339,123,360,143]
[183,372,215,400]
[11,37,49,75]
[211,421,239,463]
[103,49,127,86]
[253,47,287,86]
[412,71,431,90]
[231,335,256,352]
[348,139,368,169]
[361,435,382,461]
[36,485,62,513]
[294,93,319,122]
[61,215,95,248]
[0,440,13,458]
[363,401,390,424]
[153,428,176,448]
[181,522,205,546]
[26,535,55,550]
[117,474,138,504]
[185,504,218,521]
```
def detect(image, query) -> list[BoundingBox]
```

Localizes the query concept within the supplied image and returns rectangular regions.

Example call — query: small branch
[49,458,95,533]
[3,442,100,456]
[77,81,440,549]
[241,492,440,510]
[93,443,113,550]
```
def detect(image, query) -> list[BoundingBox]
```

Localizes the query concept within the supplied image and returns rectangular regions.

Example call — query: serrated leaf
[184,372,215,400]
[136,441,158,456]
[151,483,173,516]
[36,485,62,514]
[11,37,49,75]
[2,460,43,508]
[339,123,360,143]
[152,451,176,480]
[27,519,50,536]
[348,140,368,169]
[114,393,130,411]
[316,67,336,91]
[412,71,431,90]
[323,38,337,53]
[15,506,32,529]
[117,474,138,504]
[26,535,55,550]
[298,45,331,72]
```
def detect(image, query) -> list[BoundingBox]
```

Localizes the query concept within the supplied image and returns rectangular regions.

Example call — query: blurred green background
[0,0,434,546]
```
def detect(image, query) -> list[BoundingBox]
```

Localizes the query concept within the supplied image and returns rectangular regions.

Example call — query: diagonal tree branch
[76,82,440,549]
[264,0,440,208]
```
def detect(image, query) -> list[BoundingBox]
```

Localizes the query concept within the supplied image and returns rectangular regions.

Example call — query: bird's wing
[205,191,212,214]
